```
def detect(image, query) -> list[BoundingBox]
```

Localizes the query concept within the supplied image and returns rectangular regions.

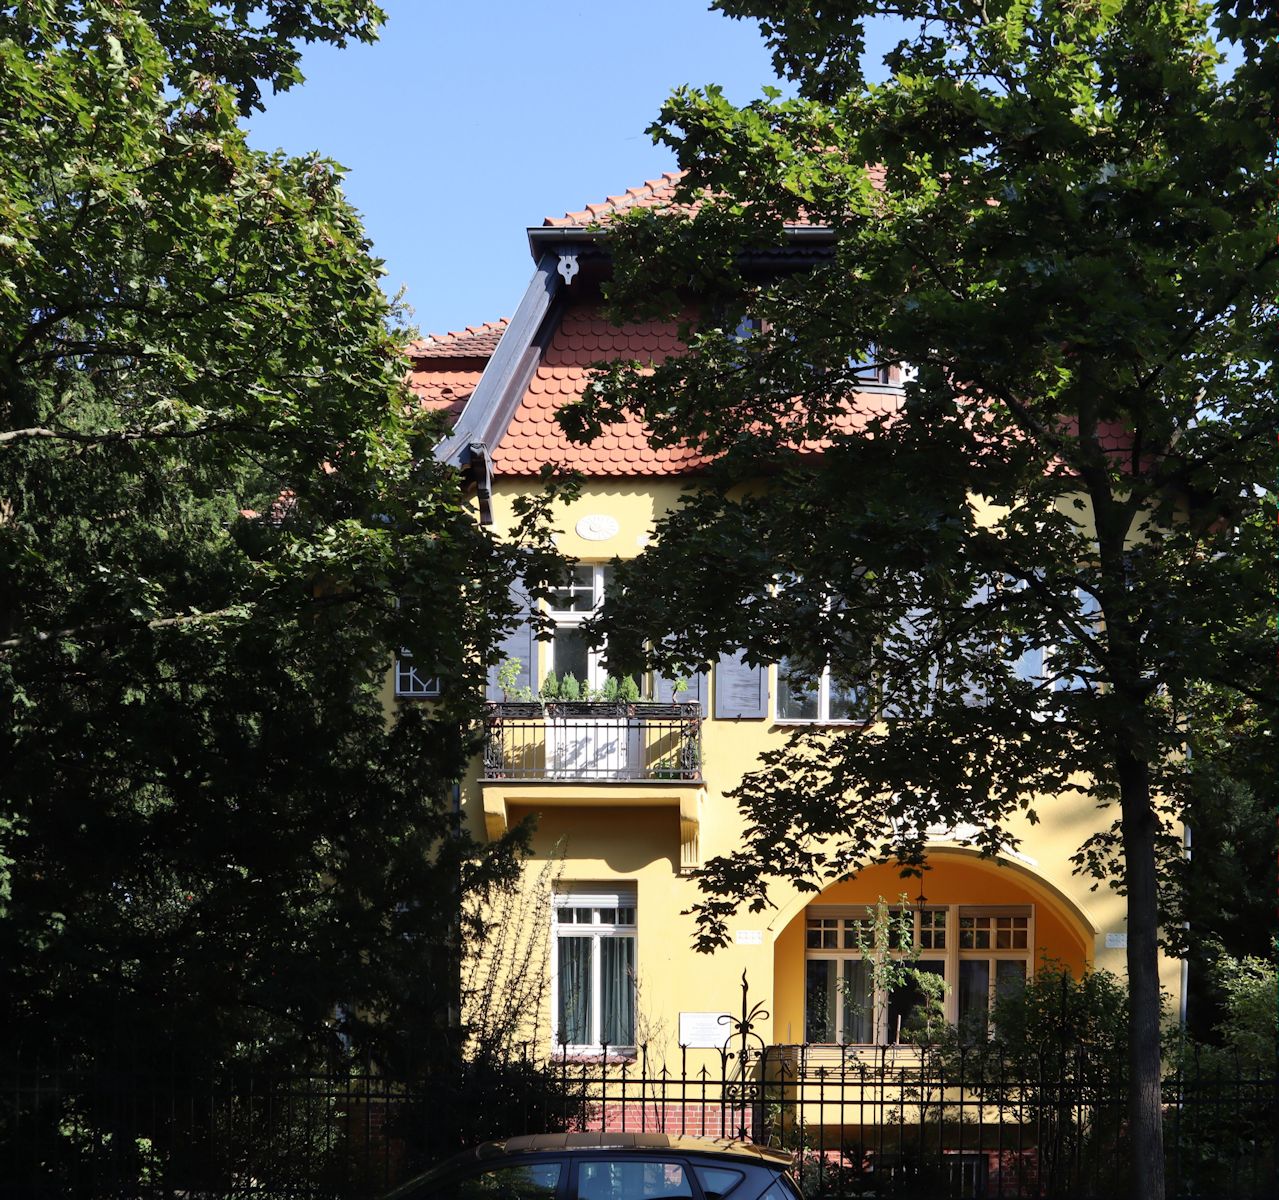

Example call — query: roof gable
[490,303,709,478]
[541,165,885,231]
[544,173,686,228]
[432,170,891,489]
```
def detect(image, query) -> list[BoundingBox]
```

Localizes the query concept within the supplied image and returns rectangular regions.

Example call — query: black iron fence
[3,1045,1274,1200]
[0,1051,580,1200]
[482,702,702,783]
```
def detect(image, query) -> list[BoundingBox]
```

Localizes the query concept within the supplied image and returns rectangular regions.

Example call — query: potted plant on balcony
[488,663,699,782]
[541,671,644,780]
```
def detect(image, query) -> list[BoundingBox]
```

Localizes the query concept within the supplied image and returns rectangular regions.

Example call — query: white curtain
[600,936,635,1046]
[557,937,591,1044]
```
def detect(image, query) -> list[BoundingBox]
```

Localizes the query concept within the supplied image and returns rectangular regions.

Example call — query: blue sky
[245,2,789,337]
[244,5,1241,339]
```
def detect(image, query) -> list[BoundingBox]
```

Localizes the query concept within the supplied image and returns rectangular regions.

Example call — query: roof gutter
[527,223,836,258]
[527,227,607,255]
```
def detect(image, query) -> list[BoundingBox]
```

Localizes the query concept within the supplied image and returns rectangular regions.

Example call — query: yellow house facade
[407,175,1181,1068]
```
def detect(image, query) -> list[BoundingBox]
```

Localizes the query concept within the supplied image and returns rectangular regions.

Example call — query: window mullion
[945,905,959,1025]
[591,565,606,690]
[874,924,888,1044]
[590,929,602,1048]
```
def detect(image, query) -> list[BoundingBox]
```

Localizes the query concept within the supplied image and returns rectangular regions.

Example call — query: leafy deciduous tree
[567,4,1275,1197]
[0,0,537,1079]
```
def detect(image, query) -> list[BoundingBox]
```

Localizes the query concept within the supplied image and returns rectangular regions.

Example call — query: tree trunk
[1118,751,1166,1200]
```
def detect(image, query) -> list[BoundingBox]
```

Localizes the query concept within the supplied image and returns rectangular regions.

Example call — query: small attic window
[849,342,893,386]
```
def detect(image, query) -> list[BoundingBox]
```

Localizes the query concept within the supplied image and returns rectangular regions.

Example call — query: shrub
[1211,954,1277,1072]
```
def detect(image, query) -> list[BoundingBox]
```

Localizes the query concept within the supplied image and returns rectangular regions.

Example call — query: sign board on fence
[679,1012,732,1048]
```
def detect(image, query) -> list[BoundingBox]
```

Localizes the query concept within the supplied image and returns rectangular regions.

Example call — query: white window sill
[773,718,873,727]
[551,1047,638,1064]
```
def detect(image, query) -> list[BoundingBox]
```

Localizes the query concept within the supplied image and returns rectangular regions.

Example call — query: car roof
[380,1133,794,1200]
[472,1132,792,1166]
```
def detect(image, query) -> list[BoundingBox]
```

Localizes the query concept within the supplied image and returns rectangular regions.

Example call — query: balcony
[482,701,702,783]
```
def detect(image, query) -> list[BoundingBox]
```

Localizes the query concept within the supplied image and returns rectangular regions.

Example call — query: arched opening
[770,851,1094,1047]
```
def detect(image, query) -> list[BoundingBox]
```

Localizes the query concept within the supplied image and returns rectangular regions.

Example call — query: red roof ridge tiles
[407,318,509,359]
[544,163,887,230]
[545,173,684,228]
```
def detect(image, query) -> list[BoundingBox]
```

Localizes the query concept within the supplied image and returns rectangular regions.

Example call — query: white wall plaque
[1104,932,1127,949]
[575,514,619,542]
[679,1011,732,1048]
[734,929,763,945]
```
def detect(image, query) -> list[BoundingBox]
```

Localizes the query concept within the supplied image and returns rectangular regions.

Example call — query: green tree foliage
[0,1,535,1077]
[1172,954,1278,1195]
[567,4,1275,1197]
[1194,954,1278,1074]
[985,965,1130,1059]
[1166,685,1276,1042]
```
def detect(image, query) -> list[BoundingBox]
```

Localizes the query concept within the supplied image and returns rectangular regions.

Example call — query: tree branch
[0,607,246,651]
[1,585,386,652]
[0,421,256,448]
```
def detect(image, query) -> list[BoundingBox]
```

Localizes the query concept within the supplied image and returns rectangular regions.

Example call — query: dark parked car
[386,1133,801,1200]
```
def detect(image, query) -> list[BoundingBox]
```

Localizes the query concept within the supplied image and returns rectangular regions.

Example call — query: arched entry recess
[768,849,1098,1047]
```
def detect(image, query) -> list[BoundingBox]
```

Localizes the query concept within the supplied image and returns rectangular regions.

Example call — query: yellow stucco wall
[450,476,1180,1061]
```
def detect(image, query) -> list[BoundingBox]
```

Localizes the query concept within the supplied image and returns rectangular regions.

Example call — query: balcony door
[547,564,611,692]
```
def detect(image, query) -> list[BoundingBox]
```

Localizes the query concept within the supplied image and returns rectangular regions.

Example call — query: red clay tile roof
[489,304,902,476]
[406,319,509,359]
[491,306,711,477]
[544,166,886,228]
[407,320,507,424]
[544,174,686,228]
[409,364,486,423]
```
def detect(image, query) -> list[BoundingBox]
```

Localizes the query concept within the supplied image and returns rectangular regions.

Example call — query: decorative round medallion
[575,514,619,542]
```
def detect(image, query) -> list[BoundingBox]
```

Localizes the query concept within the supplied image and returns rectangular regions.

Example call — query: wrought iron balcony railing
[482,701,702,783]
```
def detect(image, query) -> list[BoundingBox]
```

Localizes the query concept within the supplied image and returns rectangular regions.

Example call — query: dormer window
[849,343,893,386]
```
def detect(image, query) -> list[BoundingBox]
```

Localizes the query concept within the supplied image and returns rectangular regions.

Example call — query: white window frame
[394,650,440,699]
[1049,585,1102,691]
[954,906,1034,1032]
[848,342,894,386]
[802,904,1034,1045]
[393,596,441,699]
[773,579,873,724]
[551,884,637,1054]
[545,564,610,692]
[775,660,873,724]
